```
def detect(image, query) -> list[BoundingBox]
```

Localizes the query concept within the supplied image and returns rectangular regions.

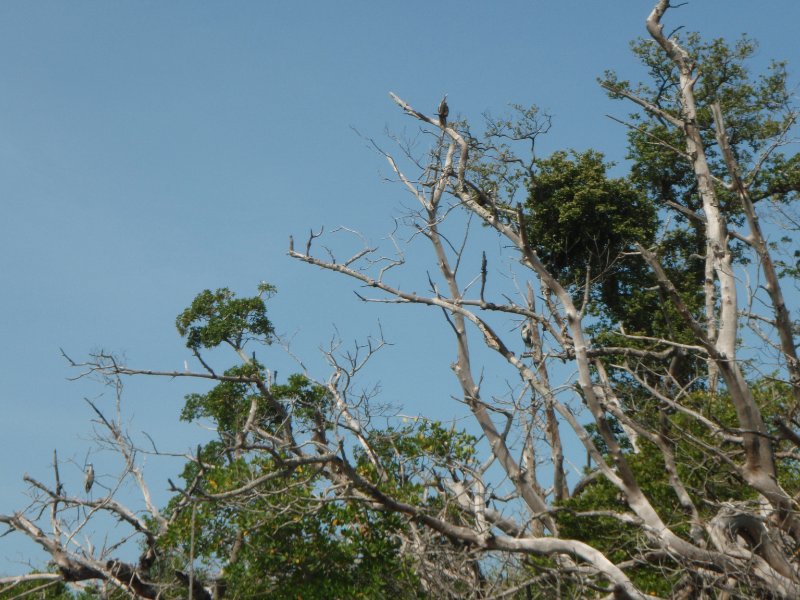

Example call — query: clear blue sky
[1,1,798,571]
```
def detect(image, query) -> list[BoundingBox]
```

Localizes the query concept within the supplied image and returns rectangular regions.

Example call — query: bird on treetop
[84,463,95,494]
[438,94,449,127]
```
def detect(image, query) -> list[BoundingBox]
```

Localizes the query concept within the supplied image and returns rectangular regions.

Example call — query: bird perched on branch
[521,321,534,348]
[438,94,449,127]
[84,463,94,494]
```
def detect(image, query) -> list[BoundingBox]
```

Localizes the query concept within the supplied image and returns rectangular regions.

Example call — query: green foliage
[606,33,799,208]
[162,450,430,598]
[558,447,684,596]
[161,456,421,600]
[526,149,655,282]
[175,284,276,351]
[0,579,79,599]
[160,416,482,598]
[524,150,658,322]
[582,33,800,388]
[368,420,478,468]
[272,373,332,427]
[562,382,800,595]
[181,363,264,434]
[181,365,330,442]
[560,441,722,594]
[161,286,448,598]
[357,420,479,507]
[759,152,800,203]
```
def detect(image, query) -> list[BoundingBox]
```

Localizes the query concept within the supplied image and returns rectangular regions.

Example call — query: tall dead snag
[639,0,800,543]
[289,2,800,595]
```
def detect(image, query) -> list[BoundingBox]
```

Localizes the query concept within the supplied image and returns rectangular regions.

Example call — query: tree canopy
[3,2,800,599]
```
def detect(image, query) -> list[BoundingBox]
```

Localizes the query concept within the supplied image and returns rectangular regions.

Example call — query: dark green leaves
[175,283,276,351]
[524,149,657,318]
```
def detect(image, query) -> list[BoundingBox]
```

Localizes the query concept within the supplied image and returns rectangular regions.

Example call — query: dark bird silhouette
[84,463,94,494]
[438,94,449,127]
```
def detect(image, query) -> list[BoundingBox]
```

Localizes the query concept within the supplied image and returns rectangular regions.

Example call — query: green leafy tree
[524,149,657,321]
[4,3,800,600]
